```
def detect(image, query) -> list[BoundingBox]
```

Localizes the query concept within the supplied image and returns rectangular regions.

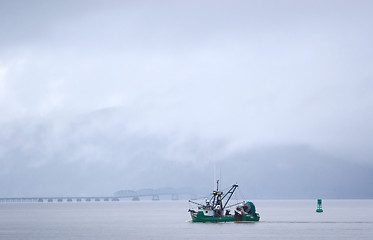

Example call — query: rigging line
[232,186,242,205]
[237,187,246,200]
[220,185,231,192]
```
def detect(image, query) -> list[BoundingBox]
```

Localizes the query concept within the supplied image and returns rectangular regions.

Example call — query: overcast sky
[0,1,372,197]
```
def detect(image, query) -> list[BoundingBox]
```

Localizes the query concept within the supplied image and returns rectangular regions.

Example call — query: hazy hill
[0,110,372,199]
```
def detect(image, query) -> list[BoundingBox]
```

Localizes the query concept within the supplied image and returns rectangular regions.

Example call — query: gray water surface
[1,200,372,239]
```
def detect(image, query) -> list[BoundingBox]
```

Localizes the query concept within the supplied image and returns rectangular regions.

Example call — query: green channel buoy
[316,199,323,212]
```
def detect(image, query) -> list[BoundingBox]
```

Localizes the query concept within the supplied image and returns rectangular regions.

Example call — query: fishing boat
[188,181,260,223]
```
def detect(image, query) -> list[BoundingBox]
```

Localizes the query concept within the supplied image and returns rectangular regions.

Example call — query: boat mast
[210,180,223,209]
[221,184,238,209]
[208,182,239,211]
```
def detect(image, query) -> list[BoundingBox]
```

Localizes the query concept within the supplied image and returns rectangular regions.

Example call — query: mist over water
[1,2,373,239]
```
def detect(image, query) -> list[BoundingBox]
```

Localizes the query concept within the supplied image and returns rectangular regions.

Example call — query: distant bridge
[113,187,182,201]
[0,197,121,203]
[0,187,199,203]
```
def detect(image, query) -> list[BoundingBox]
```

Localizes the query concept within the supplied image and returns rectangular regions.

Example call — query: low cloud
[0,1,372,197]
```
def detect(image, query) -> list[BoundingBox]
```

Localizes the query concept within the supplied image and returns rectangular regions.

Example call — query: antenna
[219,167,222,188]
[213,161,216,190]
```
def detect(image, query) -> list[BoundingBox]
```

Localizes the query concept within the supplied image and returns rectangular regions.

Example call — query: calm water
[1,200,372,239]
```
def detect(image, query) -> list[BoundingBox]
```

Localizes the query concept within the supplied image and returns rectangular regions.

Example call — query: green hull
[190,211,260,223]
